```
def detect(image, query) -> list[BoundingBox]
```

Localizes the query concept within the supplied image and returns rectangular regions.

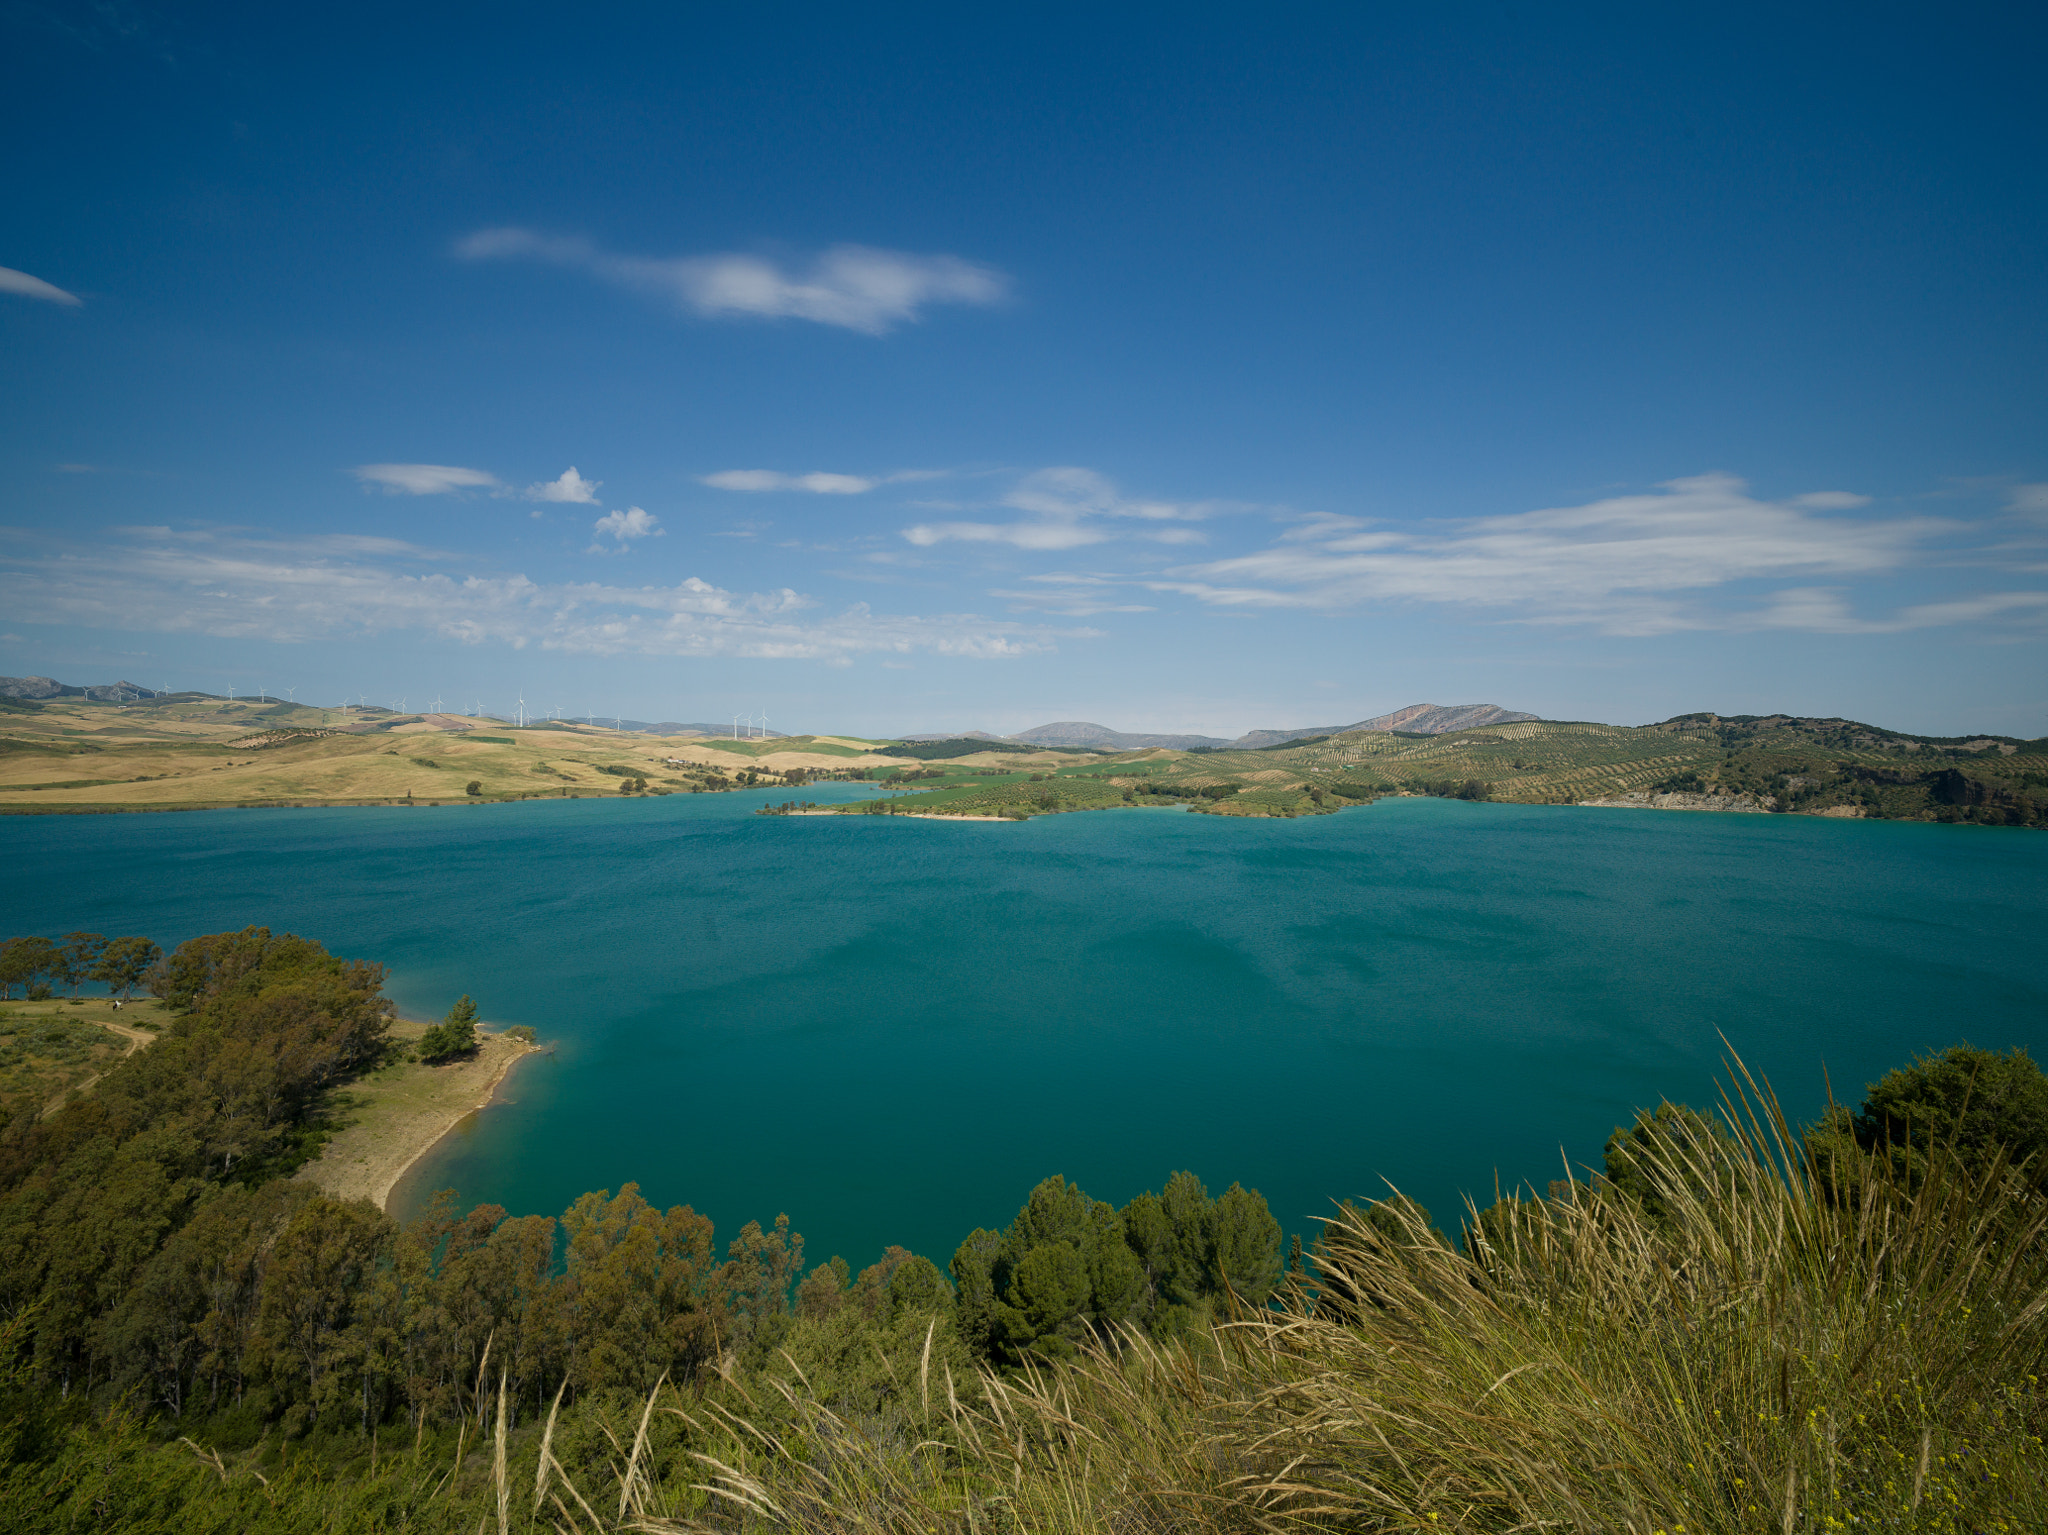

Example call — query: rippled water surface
[6,789,2044,1269]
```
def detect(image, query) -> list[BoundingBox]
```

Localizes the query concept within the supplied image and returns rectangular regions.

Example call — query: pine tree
[420,994,480,1062]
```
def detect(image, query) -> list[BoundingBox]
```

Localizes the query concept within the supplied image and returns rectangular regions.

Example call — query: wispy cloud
[1140,474,2001,636]
[0,525,1050,662]
[904,467,1227,550]
[0,266,82,307]
[992,572,1157,616]
[589,506,661,552]
[525,467,601,504]
[352,463,502,496]
[456,229,1009,336]
[703,470,878,494]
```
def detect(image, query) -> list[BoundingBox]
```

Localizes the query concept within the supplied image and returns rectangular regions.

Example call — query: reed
[544,1058,2048,1532]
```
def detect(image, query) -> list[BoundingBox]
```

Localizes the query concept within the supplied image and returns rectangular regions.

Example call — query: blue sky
[3,3,2043,737]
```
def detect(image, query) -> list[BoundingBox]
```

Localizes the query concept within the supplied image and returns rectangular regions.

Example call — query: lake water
[6,790,2044,1272]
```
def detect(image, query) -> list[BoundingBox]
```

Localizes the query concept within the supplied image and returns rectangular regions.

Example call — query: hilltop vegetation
[2,926,2046,1530]
[825,713,2048,826]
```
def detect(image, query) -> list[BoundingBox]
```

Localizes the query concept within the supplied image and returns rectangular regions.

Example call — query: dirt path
[37,1012,158,1118]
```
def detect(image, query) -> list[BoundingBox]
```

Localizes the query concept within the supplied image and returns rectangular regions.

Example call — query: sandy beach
[296,1022,540,1213]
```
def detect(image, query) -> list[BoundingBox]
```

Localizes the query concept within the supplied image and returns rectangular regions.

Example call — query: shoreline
[792,807,1013,821]
[296,1025,541,1214]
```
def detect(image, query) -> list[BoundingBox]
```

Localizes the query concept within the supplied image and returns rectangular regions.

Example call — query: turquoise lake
[5,790,2045,1273]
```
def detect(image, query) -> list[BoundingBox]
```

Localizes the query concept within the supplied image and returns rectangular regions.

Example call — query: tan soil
[296,1021,539,1213]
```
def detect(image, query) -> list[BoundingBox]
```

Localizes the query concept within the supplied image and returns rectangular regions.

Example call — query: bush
[465,779,482,796]
[417,995,479,1062]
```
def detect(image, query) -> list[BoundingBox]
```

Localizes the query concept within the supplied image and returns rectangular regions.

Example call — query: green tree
[0,936,54,1000]
[53,931,107,998]
[465,779,483,796]
[419,995,480,1063]
[1848,1044,2048,1193]
[91,935,162,999]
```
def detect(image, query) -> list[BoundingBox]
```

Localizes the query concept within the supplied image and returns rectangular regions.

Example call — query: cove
[5,789,2044,1272]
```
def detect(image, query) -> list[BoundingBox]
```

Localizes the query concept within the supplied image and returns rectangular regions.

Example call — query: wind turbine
[516,691,528,728]
[757,709,768,740]
[285,686,297,703]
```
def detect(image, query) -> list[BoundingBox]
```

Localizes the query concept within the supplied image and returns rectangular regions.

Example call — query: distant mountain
[0,675,165,703]
[1230,702,1538,748]
[1001,705,1541,752]
[1010,722,1235,750]
[897,730,1012,743]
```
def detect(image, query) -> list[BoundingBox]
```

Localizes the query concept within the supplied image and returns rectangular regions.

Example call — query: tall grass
[19,1061,2046,1531]
[590,1062,2048,1532]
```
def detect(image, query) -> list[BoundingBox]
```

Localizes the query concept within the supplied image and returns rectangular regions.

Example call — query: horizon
[7,670,2038,746]
[4,6,2044,739]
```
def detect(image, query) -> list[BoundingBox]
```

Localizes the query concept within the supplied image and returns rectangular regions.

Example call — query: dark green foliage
[464,779,482,795]
[1401,777,1490,801]
[1847,1044,2048,1192]
[953,1171,1281,1364]
[417,995,479,1062]
[1599,1100,1746,1227]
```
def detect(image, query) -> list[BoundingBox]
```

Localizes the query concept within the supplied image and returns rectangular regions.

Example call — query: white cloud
[2008,484,2048,517]
[590,507,661,550]
[702,470,878,494]
[456,229,1009,336]
[902,467,1229,551]
[352,463,501,496]
[526,467,601,504]
[1146,474,1972,635]
[0,266,82,307]
[0,525,1050,662]
[904,520,1109,551]
[1790,491,1872,509]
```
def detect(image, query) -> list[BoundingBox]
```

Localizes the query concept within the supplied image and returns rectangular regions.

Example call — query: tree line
[0,927,1292,1450]
[0,932,161,1000]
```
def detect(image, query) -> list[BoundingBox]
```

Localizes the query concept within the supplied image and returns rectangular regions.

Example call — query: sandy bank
[296,1025,539,1213]
[791,808,1014,821]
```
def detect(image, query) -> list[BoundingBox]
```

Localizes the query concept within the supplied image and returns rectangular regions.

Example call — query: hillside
[0,694,910,812]
[4,692,2039,826]
[827,714,2048,825]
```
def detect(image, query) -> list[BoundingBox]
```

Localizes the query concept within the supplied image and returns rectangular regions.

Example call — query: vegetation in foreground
[1,926,2045,1528]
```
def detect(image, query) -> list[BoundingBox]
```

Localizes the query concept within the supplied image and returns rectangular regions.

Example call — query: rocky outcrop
[0,675,160,702]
